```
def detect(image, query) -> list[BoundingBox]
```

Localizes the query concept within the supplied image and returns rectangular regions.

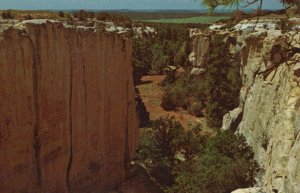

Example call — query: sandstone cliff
[191,20,300,193]
[0,20,138,193]
[233,30,300,193]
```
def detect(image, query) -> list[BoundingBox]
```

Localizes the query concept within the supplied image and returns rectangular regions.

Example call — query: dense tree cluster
[1,10,14,19]
[161,34,241,127]
[134,117,258,193]
[161,72,204,113]
[72,10,132,26]
[132,23,207,83]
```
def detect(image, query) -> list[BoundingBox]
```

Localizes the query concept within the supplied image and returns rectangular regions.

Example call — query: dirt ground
[136,75,210,131]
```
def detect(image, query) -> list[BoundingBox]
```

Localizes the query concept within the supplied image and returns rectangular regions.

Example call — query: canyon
[0,12,299,193]
[0,20,138,193]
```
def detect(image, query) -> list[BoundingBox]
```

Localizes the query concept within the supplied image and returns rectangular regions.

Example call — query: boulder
[222,107,243,131]
[191,67,206,76]
[231,187,262,193]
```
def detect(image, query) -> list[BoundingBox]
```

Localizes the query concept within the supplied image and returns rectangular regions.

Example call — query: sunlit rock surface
[236,31,300,193]
[0,20,138,193]
[191,18,300,193]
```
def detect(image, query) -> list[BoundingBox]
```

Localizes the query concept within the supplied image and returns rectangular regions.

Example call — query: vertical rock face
[235,31,300,193]
[191,34,211,67]
[0,20,138,193]
[191,26,300,193]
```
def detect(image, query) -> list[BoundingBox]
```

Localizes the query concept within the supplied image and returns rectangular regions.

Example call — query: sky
[0,0,285,10]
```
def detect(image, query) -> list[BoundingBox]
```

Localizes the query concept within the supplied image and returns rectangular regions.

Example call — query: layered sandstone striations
[191,20,300,193]
[0,20,138,193]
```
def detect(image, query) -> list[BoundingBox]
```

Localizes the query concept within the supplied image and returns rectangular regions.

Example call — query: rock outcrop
[189,32,211,67]
[0,20,138,193]
[234,31,300,193]
[191,19,300,193]
[232,188,262,193]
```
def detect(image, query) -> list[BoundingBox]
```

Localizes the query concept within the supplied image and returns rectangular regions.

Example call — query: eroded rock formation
[234,31,300,193]
[0,20,138,193]
[191,20,300,193]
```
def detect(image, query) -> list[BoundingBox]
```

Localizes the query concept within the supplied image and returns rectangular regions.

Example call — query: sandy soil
[136,75,209,130]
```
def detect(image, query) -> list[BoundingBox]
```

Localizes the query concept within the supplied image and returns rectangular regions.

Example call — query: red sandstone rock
[0,20,138,193]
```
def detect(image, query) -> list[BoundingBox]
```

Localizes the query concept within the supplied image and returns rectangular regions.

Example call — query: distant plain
[138,16,229,23]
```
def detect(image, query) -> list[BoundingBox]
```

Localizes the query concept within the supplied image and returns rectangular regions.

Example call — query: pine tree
[204,35,241,127]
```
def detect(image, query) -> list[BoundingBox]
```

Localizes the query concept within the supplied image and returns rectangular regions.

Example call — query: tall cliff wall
[233,31,300,193]
[191,24,300,193]
[0,20,138,193]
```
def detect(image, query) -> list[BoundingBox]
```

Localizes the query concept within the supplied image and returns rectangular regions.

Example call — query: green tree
[161,90,177,111]
[161,35,241,127]
[58,11,65,17]
[204,34,241,127]
[135,117,186,186]
[1,10,14,19]
[170,130,259,193]
[132,37,153,82]
[151,118,185,163]
[135,120,258,193]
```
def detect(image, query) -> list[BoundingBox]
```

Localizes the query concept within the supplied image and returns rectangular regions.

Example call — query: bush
[204,35,241,127]
[24,14,32,20]
[132,23,192,82]
[135,118,258,193]
[96,12,110,20]
[188,102,203,117]
[1,10,14,19]
[135,117,186,186]
[161,73,204,112]
[161,91,177,111]
[161,34,242,128]
[161,71,176,86]
[170,130,259,193]
[150,53,169,74]
[58,11,65,18]
[132,37,153,83]
[73,10,94,20]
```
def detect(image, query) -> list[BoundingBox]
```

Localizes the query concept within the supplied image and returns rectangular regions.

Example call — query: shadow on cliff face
[135,88,151,127]
[107,165,164,193]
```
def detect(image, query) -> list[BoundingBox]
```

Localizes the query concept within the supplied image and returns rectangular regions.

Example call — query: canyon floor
[136,75,212,132]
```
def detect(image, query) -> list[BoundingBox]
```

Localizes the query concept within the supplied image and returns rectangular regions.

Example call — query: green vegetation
[171,130,259,193]
[135,117,205,186]
[132,22,208,83]
[58,11,65,18]
[114,11,230,21]
[1,10,14,19]
[133,23,195,82]
[135,117,258,193]
[72,10,132,26]
[133,23,240,128]
[140,16,229,24]
[203,35,241,127]
[24,14,32,20]
[131,7,259,193]
[161,72,202,111]
[161,34,241,128]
